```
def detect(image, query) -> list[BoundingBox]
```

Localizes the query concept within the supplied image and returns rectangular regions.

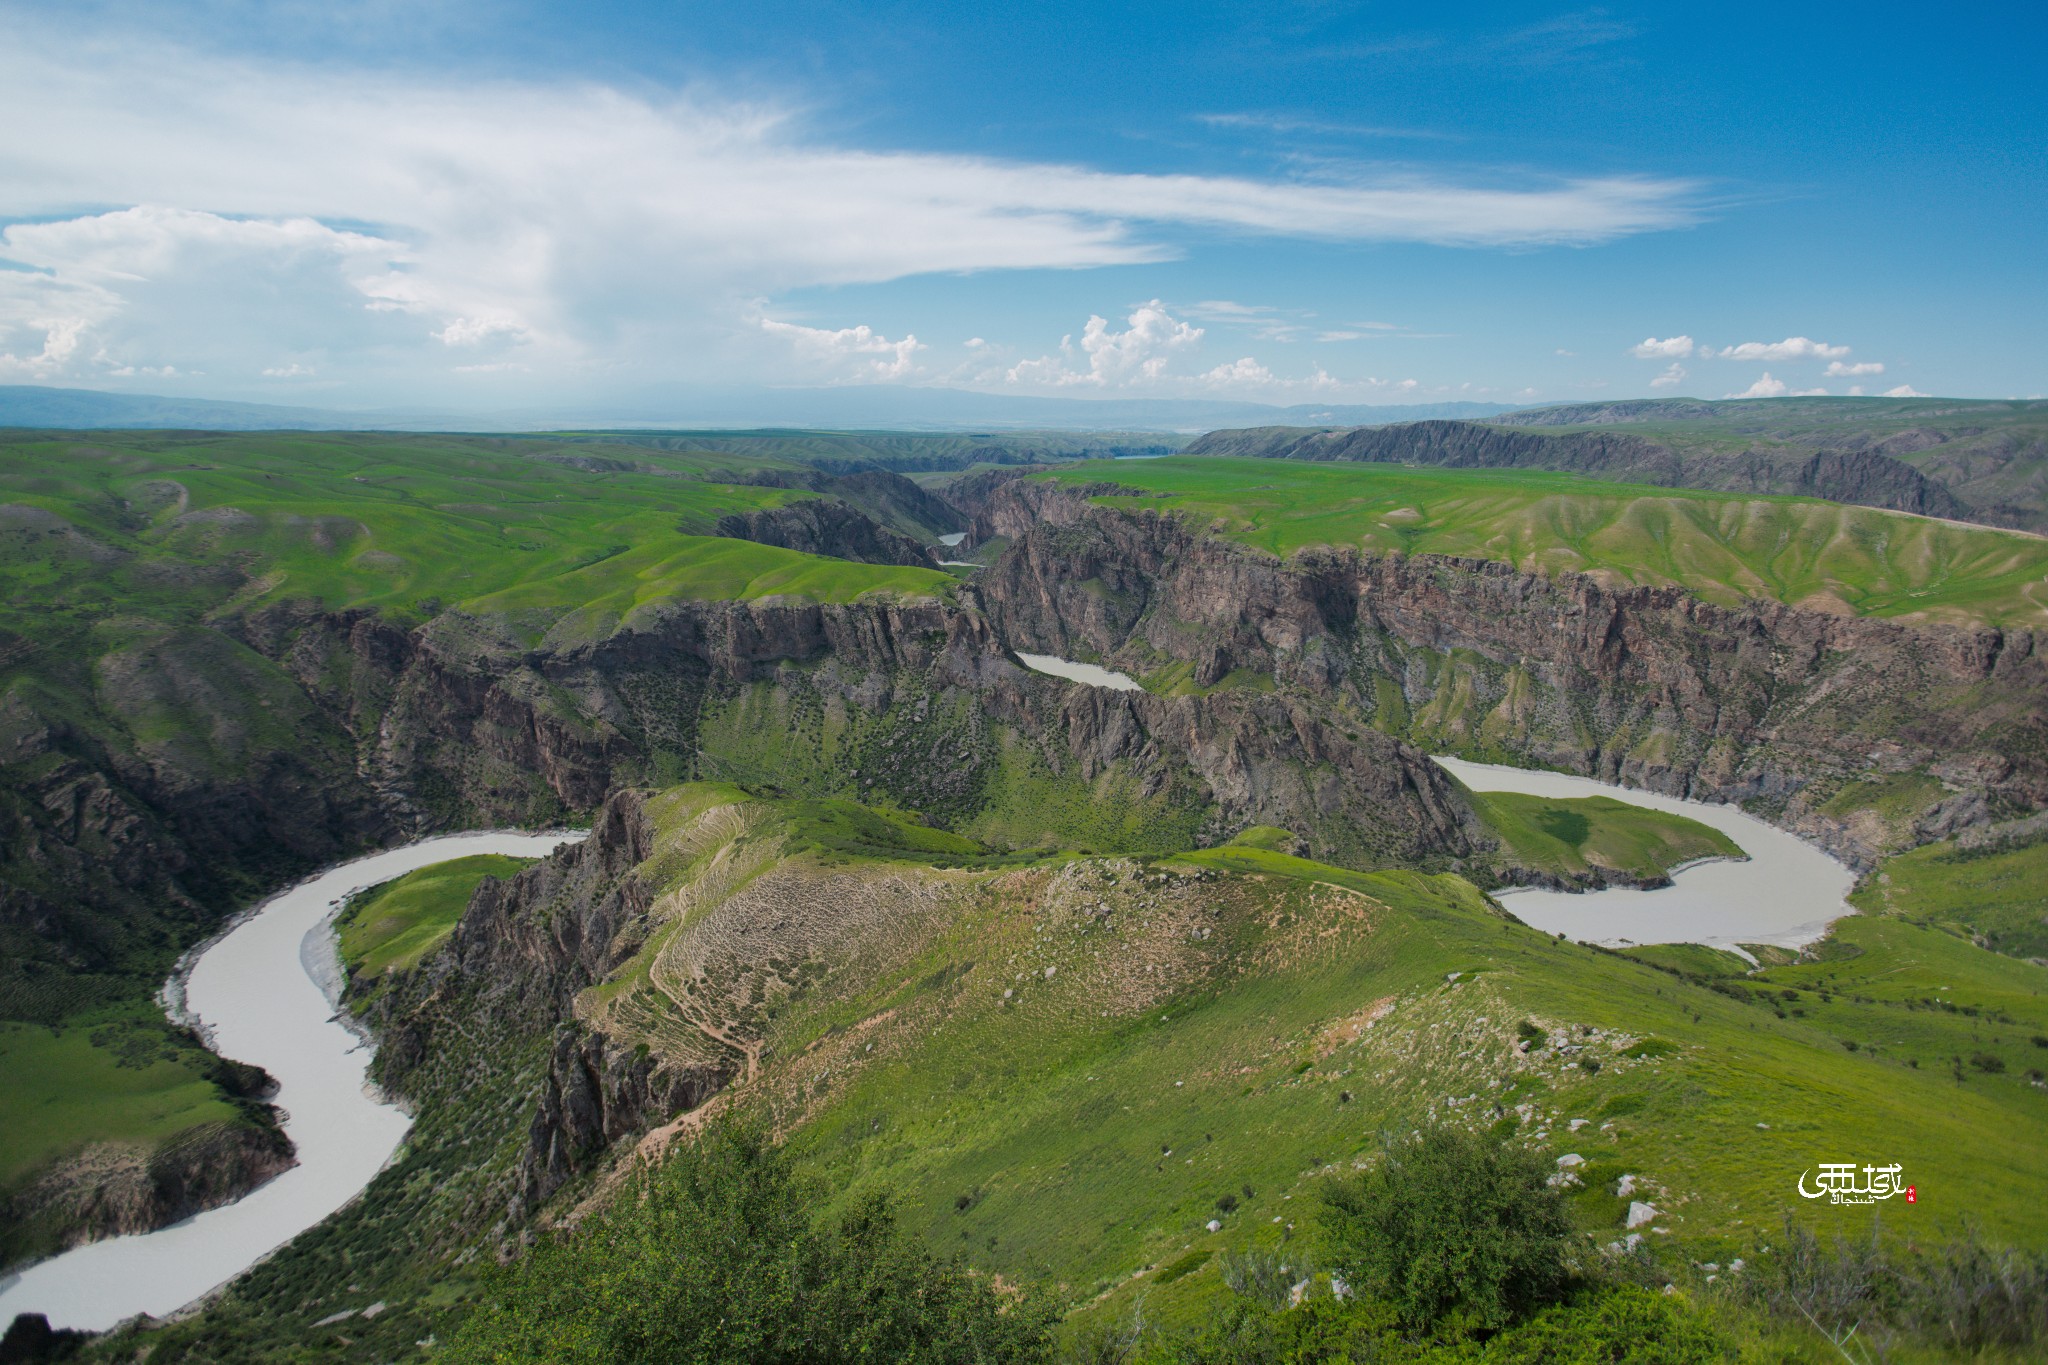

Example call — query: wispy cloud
[1649,362,1686,388]
[1195,112,1455,141]
[1824,360,1884,377]
[1717,337,1850,362]
[0,21,1704,394]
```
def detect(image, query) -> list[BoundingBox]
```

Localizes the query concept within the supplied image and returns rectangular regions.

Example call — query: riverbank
[0,831,584,1333]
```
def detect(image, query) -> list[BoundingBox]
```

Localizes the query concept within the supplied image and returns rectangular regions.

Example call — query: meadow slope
[1038,456,2048,628]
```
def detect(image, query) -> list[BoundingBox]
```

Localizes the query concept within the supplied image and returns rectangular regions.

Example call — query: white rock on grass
[1627,1201,1659,1228]
[1556,1153,1585,1168]
[1205,1219,1222,1232]
[1616,1174,1638,1197]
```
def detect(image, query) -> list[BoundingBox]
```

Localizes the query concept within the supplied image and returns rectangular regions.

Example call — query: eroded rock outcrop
[0,1120,293,1270]
[965,479,2047,865]
[715,498,939,567]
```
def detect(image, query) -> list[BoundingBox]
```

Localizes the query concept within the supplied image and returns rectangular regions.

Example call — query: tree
[1318,1125,1573,1330]
[445,1123,1053,1364]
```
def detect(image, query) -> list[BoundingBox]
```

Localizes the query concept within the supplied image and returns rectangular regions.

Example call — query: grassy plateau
[1039,456,2048,628]
[1466,791,1743,884]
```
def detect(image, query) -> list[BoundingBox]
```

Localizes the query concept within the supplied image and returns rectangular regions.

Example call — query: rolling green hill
[135,783,2048,1362]
[1038,456,2048,628]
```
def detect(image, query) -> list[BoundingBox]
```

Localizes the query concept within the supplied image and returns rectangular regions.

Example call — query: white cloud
[1725,372,1829,398]
[1631,335,1693,359]
[0,205,407,381]
[1825,360,1884,377]
[1202,357,1277,386]
[1649,362,1686,389]
[1883,384,1928,398]
[1727,373,1787,398]
[434,314,532,347]
[261,363,314,377]
[1716,337,1850,362]
[760,318,924,380]
[0,21,1704,396]
[1006,301,1203,388]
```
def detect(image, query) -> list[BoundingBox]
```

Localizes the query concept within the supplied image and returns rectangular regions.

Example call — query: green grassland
[0,430,952,644]
[116,782,2048,1362]
[0,1006,261,1268]
[1851,831,2048,960]
[1038,456,2048,628]
[0,1013,240,1194]
[1497,396,2048,533]
[555,787,2048,1321]
[1467,791,1743,884]
[337,854,537,983]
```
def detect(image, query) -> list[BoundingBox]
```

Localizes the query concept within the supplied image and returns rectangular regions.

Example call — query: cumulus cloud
[1203,357,1278,386]
[760,318,924,380]
[0,21,1703,396]
[1825,360,1884,377]
[1006,301,1203,387]
[1717,337,1850,362]
[0,204,408,382]
[1649,362,1686,389]
[1631,335,1693,359]
[1883,384,1928,397]
[1725,372,1828,398]
[261,363,314,378]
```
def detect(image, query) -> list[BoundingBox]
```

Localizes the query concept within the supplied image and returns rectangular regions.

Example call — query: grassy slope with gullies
[92,782,2048,1363]
[1851,831,2048,961]
[1495,395,2048,531]
[1037,456,2048,629]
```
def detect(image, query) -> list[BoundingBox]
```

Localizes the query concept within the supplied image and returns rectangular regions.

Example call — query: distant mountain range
[0,383,1522,434]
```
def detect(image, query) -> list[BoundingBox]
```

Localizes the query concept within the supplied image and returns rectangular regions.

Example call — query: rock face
[520,1025,724,1211]
[1182,419,1973,522]
[964,478,2047,866]
[0,1119,294,1269]
[715,498,939,567]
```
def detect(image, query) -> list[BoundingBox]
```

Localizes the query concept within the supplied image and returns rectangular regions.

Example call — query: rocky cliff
[965,478,2047,866]
[0,1118,293,1271]
[1182,419,1973,522]
[714,498,939,567]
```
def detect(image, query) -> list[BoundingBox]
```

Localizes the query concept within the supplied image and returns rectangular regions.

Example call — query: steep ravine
[961,477,2048,867]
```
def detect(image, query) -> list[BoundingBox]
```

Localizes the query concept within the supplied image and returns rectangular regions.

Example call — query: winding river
[0,831,584,1333]
[1013,653,1855,951]
[1434,757,1855,954]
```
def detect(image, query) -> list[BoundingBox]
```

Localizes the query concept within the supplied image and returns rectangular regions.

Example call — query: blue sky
[0,0,2041,411]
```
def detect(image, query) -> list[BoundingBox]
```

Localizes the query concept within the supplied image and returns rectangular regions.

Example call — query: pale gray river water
[0,831,584,1332]
[1434,757,1854,954]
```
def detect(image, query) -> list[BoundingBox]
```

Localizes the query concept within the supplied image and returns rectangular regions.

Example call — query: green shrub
[1483,1286,1733,1363]
[444,1122,1053,1364]
[1318,1125,1573,1330]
